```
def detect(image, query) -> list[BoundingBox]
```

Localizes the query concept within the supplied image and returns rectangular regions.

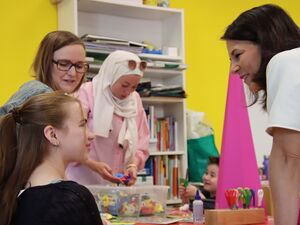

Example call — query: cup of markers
[225,187,264,209]
[225,189,239,209]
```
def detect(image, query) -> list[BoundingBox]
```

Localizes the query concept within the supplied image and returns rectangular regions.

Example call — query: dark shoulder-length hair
[221,4,300,109]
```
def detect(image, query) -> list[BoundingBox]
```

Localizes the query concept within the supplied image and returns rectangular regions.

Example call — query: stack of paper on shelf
[82,34,146,54]
[151,84,186,98]
[147,61,187,70]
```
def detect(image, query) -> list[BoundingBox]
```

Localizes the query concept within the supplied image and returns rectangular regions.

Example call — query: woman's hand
[123,164,138,186]
[85,158,121,184]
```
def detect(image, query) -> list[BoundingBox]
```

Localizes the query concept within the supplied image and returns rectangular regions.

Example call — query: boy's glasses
[52,59,89,74]
[119,60,147,71]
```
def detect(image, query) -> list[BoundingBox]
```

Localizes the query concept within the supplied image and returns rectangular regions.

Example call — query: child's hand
[179,184,197,203]
[179,184,189,203]
[185,184,198,198]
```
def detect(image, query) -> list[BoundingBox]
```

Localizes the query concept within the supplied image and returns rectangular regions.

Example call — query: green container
[187,134,219,182]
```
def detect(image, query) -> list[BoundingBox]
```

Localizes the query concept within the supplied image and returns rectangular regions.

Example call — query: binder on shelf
[149,105,156,140]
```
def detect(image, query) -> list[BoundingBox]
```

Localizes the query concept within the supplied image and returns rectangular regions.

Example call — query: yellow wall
[1,1,300,150]
[170,0,300,150]
[0,1,57,104]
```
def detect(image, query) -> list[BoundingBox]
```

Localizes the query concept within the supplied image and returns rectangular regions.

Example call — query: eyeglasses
[119,60,147,71]
[52,59,89,73]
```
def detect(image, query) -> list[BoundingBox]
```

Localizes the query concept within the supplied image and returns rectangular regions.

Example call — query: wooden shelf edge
[149,151,185,156]
[142,96,185,103]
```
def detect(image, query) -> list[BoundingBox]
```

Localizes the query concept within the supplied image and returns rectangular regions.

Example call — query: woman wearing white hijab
[66,50,150,185]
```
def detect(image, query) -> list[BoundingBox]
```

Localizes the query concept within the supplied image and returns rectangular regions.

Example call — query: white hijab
[92,50,144,164]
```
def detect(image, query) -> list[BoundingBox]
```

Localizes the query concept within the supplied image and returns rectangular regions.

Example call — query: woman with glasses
[66,50,150,185]
[0,30,88,116]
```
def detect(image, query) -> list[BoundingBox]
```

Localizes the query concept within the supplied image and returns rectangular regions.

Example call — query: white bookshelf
[57,0,187,203]
[57,0,184,57]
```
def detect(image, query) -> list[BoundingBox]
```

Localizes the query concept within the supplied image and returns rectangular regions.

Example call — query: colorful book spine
[172,156,178,198]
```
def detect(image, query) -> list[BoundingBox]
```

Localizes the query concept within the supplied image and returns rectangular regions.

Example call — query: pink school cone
[215,73,264,210]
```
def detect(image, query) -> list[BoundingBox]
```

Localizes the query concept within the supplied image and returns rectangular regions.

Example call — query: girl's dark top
[201,188,216,210]
[12,181,102,225]
[189,187,216,211]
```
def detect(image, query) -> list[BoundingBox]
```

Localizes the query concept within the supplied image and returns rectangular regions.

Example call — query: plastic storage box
[136,185,169,216]
[86,185,169,217]
[87,185,140,217]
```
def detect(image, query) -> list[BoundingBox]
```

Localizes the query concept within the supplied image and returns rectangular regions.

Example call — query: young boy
[179,157,219,210]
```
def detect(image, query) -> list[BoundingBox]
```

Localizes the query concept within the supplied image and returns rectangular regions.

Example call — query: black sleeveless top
[12,181,102,225]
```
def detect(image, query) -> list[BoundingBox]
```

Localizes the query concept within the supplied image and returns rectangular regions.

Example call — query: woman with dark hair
[0,92,101,225]
[222,4,300,225]
[0,30,89,116]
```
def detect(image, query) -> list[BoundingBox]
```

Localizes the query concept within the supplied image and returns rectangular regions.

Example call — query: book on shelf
[81,34,147,48]
[172,156,179,199]
[144,155,180,199]
[157,117,177,152]
[149,105,156,140]
[145,105,177,152]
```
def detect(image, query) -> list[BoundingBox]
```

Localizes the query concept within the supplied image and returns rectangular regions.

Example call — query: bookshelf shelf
[57,0,187,204]
[86,49,182,62]
[77,0,182,20]
[139,53,182,61]
[167,199,182,205]
[88,64,185,78]
[141,96,184,103]
[149,151,185,156]
[145,68,183,78]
